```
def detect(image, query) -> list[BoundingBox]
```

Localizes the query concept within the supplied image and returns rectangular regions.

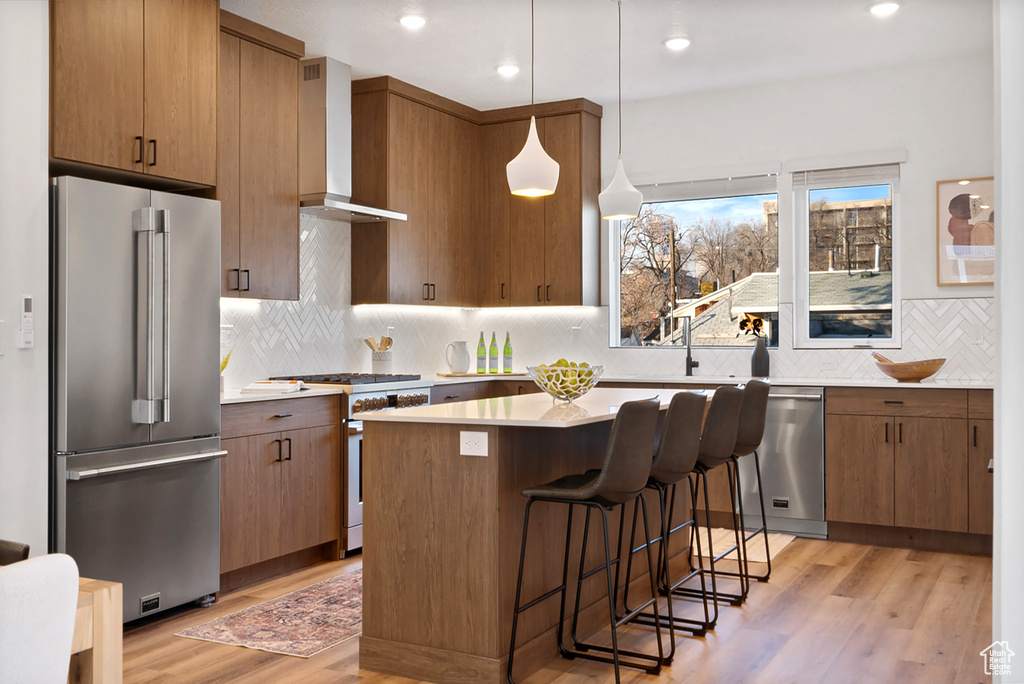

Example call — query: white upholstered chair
[0,553,80,684]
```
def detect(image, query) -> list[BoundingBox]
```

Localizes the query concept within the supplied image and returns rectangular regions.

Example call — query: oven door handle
[66,450,227,480]
[348,425,363,437]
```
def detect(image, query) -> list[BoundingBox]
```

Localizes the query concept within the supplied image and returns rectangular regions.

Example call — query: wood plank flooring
[122,537,992,683]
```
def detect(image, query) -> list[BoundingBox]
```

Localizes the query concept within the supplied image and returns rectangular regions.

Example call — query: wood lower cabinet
[968,389,994,535]
[50,0,217,185]
[825,387,971,534]
[218,13,303,300]
[220,397,340,576]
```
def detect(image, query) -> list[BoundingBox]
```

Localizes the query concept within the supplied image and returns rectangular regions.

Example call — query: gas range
[269,372,433,417]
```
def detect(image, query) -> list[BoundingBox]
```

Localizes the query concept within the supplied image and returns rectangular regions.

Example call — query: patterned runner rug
[176,569,362,658]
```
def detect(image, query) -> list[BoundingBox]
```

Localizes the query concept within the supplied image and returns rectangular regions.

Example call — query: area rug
[176,569,362,658]
[696,527,794,563]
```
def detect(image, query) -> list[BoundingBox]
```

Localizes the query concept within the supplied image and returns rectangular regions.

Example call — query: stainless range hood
[299,57,406,223]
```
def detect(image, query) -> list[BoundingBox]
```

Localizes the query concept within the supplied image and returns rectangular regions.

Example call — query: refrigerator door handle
[133,207,158,425]
[66,450,228,480]
[159,209,171,423]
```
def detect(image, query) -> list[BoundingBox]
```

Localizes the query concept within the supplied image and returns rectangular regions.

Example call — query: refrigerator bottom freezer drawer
[64,452,220,622]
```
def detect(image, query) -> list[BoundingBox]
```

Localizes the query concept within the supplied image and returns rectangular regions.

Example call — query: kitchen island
[357,388,698,683]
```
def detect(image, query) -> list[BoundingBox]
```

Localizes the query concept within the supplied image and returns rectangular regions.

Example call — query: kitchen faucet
[683,315,699,376]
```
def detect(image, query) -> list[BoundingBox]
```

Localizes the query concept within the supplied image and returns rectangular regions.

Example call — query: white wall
[608,52,995,304]
[993,0,1023,679]
[0,2,51,555]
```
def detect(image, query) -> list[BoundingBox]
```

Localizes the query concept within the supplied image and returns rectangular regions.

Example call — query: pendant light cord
[531,0,535,115]
[617,0,622,157]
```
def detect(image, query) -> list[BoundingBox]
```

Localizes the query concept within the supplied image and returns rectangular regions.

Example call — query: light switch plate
[460,431,488,457]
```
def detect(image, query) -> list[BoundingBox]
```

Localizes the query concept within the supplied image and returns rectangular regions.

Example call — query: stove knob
[353,399,364,412]
[374,397,385,410]
[419,393,428,405]
[397,395,406,407]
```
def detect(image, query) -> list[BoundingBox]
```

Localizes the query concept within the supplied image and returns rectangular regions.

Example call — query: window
[793,164,900,348]
[612,174,779,348]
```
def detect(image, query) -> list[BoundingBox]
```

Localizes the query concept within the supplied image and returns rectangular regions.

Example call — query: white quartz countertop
[358,387,702,428]
[220,387,349,404]
[432,374,991,389]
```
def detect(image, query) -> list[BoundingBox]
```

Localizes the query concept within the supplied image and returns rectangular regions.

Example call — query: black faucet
[684,315,699,376]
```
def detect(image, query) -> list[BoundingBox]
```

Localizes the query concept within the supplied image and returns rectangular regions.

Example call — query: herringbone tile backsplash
[220,216,995,388]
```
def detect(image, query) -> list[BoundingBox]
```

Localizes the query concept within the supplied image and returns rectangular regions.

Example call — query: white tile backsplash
[220,216,995,388]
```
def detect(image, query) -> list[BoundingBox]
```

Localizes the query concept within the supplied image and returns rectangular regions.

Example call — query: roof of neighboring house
[658,269,892,347]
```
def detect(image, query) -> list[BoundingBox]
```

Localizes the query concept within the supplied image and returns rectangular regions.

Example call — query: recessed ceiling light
[400,14,426,30]
[970,194,981,199]
[665,37,691,51]
[869,2,900,17]
[959,180,971,185]
[497,65,520,77]
[981,204,991,209]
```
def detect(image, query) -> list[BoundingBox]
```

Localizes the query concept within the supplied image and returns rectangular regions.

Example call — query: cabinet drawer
[826,387,967,418]
[968,389,993,420]
[222,395,340,438]
[431,383,483,404]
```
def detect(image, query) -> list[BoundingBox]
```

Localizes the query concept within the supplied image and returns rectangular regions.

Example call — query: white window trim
[792,164,902,349]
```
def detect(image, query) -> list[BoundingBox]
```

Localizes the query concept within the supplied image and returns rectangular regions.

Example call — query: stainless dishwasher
[736,385,826,538]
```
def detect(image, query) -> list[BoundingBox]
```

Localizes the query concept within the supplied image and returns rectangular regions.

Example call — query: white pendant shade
[506,116,559,197]
[599,157,643,220]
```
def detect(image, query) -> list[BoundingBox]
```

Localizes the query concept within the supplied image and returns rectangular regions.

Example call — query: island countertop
[357,387,697,427]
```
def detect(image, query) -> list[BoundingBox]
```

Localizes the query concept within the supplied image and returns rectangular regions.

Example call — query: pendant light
[506,0,559,197]
[599,0,643,220]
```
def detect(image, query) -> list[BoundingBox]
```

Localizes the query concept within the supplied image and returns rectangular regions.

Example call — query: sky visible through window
[809,184,890,204]
[653,193,776,229]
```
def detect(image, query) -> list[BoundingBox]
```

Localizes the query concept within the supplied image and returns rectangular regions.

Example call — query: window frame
[608,173,781,349]
[792,164,902,349]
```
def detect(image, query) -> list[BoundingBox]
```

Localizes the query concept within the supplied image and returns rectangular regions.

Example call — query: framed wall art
[937,176,995,286]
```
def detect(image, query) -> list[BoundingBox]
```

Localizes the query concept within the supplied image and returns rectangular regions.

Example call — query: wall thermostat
[16,295,33,349]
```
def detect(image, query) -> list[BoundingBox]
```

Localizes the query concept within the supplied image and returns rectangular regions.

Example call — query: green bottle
[502,332,513,373]
[476,332,486,374]
[488,332,499,374]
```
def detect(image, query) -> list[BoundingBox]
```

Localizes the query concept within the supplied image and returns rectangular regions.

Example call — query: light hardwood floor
[123,537,992,683]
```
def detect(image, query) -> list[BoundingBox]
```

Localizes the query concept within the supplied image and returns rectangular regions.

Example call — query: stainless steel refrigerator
[50,176,224,622]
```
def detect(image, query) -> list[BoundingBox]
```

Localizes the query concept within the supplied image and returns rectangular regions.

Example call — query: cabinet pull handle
[423,283,430,301]
[430,283,436,301]
[241,269,251,292]
[898,422,903,444]
[134,136,144,164]
[273,438,283,463]
[445,394,459,400]
[884,400,903,405]
[148,139,157,167]
[272,413,293,418]
[536,285,542,302]
[546,284,551,301]
[229,268,240,291]
[500,282,506,300]
[283,437,292,461]
[974,424,978,447]
[885,422,888,443]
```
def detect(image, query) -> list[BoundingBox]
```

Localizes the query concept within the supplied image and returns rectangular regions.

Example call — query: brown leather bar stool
[617,390,714,661]
[506,397,665,684]
[0,539,30,566]
[671,385,747,606]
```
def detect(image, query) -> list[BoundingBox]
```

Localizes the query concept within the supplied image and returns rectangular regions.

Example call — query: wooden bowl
[874,358,946,383]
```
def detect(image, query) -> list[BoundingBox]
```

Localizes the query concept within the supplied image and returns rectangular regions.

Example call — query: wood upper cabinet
[218,13,302,300]
[352,91,472,306]
[352,77,601,307]
[50,0,217,185]
[825,388,970,533]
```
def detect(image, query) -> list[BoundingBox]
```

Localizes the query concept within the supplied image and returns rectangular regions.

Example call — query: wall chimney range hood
[299,57,407,223]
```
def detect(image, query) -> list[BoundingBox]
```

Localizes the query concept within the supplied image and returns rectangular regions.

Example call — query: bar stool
[617,390,714,661]
[506,397,664,684]
[727,379,773,585]
[671,385,747,606]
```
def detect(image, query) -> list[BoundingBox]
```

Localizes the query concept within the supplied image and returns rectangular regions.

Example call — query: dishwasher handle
[767,393,822,401]
[67,450,227,480]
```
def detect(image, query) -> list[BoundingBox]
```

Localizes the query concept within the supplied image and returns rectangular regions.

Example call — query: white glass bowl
[527,364,605,402]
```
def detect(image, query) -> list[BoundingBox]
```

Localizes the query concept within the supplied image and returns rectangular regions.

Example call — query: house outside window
[613,174,779,348]
[791,163,901,348]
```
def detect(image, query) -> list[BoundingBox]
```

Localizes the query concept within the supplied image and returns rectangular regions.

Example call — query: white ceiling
[220,0,992,112]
